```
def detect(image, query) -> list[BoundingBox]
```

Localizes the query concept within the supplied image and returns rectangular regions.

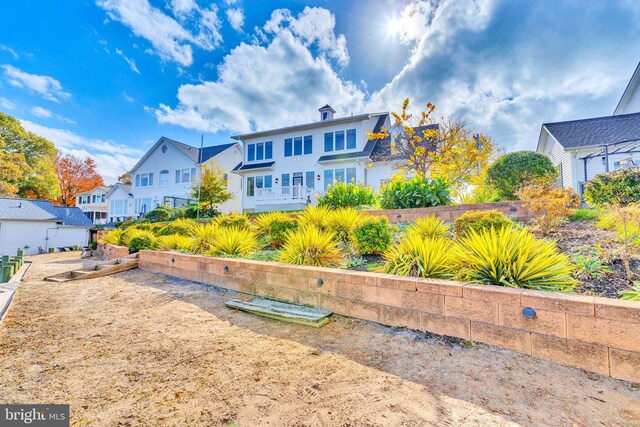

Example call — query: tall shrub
[379,177,452,209]
[317,182,376,208]
[484,151,557,200]
[584,169,640,207]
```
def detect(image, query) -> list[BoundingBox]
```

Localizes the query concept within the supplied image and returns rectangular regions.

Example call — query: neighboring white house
[105,183,134,224]
[538,61,640,196]
[106,137,243,222]
[231,105,424,213]
[0,198,92,255]
[75,185,112,225]
[614,61,640,115]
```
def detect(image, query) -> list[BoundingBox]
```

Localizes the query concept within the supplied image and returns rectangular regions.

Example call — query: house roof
[232,161,276,172]
[0,198,92,226]
[317,114,390,163]
[543,112,640,149]
[74,185,113,197]
[130,137,237,174]
[231,112,387,141]
[368,121,439,162]
[105,183,132,198]
[614,61,640,115]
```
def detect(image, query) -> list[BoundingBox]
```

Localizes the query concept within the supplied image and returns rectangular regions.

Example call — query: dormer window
[319,104,336,121]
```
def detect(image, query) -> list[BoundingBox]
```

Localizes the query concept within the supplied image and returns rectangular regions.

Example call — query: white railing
[255,185,315,202]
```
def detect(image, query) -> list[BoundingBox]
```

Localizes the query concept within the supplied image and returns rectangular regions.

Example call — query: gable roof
[0,198,92,226]
[74,185,113,197]
[614,61,640,115]
[130,137,237,174]
[369,122,439,162]
[105,183,132,199]
[543,112,640,149]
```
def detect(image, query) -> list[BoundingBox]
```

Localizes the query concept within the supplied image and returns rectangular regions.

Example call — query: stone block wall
[134,249,640,383]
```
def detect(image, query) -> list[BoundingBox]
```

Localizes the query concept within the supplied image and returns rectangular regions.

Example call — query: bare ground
[0,253,639,426]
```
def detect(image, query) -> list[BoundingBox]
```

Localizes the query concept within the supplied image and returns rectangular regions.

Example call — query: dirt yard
[0,253,639,426]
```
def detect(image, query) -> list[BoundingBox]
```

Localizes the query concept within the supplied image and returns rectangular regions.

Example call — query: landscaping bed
[1,252,638,425]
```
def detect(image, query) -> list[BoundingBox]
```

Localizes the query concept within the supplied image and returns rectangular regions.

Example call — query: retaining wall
[98,244,129,260]
[127,248,640,383]
[367,201,532,223]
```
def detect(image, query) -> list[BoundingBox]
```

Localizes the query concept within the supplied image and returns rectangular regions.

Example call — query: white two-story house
[231,105,404,213]
[75,185,112,225]
[106,137,242,222]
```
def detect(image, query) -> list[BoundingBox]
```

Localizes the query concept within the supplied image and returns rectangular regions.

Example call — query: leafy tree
[484,151,557,201]
[56,154,105,206]
[366,100,497,194]
[117,171,132,185]
[0,112,60,199]
[192,160,233,207]
[0,135,25,197]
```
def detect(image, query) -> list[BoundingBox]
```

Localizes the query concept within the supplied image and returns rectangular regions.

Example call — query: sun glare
[387,17,400,37]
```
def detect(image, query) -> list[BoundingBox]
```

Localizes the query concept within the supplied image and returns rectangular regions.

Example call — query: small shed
[0,198,92,255]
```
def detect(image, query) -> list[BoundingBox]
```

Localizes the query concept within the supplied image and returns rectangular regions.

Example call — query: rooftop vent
[319,104,336,121]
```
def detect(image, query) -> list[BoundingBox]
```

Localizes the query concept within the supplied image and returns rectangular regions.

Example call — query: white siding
[208,145,243,213]
[238,114,392,212]
[0,221,88,255]
[107,186,134,223]
[540,129,573,190]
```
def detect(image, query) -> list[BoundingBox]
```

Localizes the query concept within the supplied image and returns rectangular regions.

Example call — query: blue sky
[1,0,639,183]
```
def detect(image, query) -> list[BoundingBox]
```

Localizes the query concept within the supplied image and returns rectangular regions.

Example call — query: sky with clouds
[0,0,639,184]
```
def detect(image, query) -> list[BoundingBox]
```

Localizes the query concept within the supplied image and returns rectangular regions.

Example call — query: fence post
[1,255,8,267]
[1,266,11,283]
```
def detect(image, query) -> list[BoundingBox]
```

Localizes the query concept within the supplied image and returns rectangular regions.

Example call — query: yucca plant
[187,222,220,253]
[456,193,479,205]
[620,282,640,301]
[100,229,124,245]
[455,225,576,291]
[325,207,367,242]
[214,212,250,229]
[121,228,153,247]
[406,215,451,240]
[207,226,258,257]
[252,211,297,248]
[156,218,197,236]
[155,234,194,252]
[383,234,455,278]
[297,205,331,230]
[278,226,343,267]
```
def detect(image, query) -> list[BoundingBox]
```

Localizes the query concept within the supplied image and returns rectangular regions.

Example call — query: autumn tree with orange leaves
[55,154,105,206]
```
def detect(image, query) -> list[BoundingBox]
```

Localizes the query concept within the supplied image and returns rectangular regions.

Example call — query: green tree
[192,160,233,206]
[0,112,60,199]
[0,134,25,196]
[484,151,557,201]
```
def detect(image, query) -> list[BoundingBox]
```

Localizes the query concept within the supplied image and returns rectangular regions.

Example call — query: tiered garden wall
[108,248,640,383]
[368,201,532,223]
[97,243,129,260]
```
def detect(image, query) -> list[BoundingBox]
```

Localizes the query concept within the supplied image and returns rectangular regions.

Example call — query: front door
[292,175,303,186]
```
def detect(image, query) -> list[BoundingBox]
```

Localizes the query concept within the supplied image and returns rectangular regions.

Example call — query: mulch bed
[540,221,636,298]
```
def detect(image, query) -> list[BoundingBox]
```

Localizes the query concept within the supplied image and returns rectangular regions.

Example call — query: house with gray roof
[0,198,92,255]
[107,136,243,221]
[537,62,640,196]
[231,105,434,213]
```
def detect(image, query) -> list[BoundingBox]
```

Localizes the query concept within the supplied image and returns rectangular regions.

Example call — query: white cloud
[226,8,244,32]
[31,106,52,118]
[0,44,18,59]
[153,29,364,134]
[115,48,140,74]
[96,0,222,67]
[2,65,71,103]
[261,7,349,66]
[0,97,16,110]
[19,120,143,184]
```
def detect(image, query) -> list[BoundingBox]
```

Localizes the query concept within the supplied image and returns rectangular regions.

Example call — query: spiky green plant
[297,205,331,230]
[214,212,250,229]
[620,282,640,301]
[100,229,124,245]
[252,211,298,247]
[155,234,194,251]
[278,226,343,267]
[253,211,293,235]
[325,207,367,242]
[120,228,153,247]
[187,222,220,253]
[455,225,576,291]
[406,215,451,240]
[383,234,455,278]
[207,226,258,257]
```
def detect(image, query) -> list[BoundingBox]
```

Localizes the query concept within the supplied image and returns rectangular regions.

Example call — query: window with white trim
[175,168,197,184]
[135,172,154,187]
